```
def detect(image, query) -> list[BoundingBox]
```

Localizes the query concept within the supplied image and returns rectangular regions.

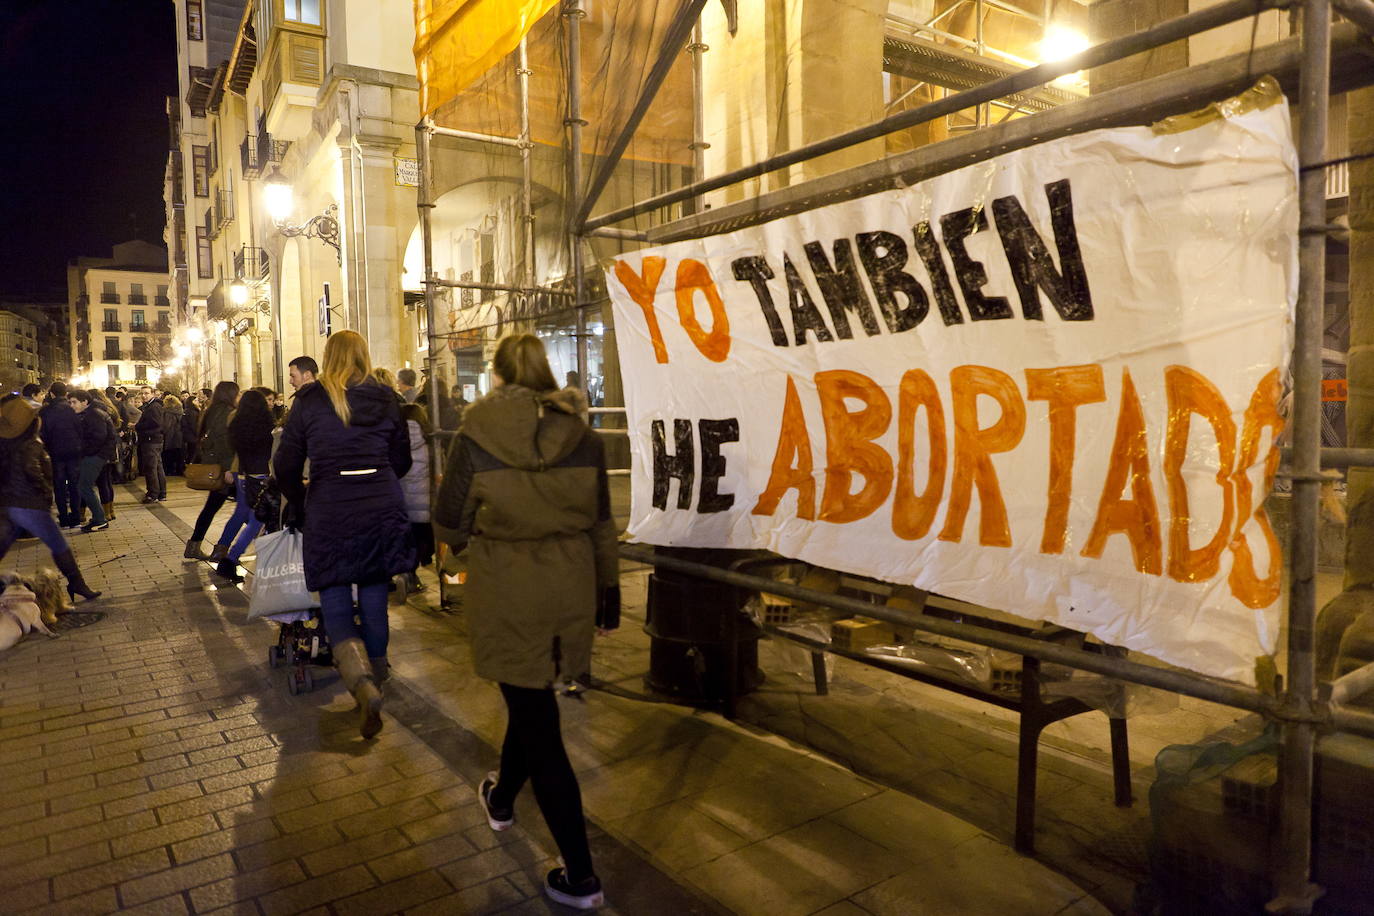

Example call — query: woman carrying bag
[210,390,275,583]
[0,395,100,601]
[434,334,619,911]
[184,381,239,561]
[274,330,413,739]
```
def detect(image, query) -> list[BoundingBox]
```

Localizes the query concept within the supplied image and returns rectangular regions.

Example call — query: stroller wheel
[286,669,300,695]
[268,646,283,669]
[302,668,314,693]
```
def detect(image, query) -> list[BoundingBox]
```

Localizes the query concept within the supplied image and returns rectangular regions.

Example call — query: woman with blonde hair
[274,329,413,739]
[435,333,618,910]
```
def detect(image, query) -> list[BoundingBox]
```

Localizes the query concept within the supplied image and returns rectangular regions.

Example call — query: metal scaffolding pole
[583,0,1288,231]
[1269,0,1330,910]
[519,37,536,290]
[565,0,588,388]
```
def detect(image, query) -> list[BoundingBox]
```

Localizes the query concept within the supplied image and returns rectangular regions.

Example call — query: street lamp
[264,167,341,263]
[230,279,250,306]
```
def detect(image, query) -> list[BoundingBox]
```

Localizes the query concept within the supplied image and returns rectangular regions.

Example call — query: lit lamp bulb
[264,168,294,224]
[186,327,204,344]
[176,344,192,359]
[230,280,249,306]
[1040,25,1090,88]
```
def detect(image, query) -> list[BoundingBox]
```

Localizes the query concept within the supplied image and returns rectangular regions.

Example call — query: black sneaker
[544,868,603,910]
[141,494,157,504]
[478,771,514,831]
[79,520,109,533]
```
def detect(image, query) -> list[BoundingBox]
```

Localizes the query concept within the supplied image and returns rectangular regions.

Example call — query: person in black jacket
[274,330,413,739]
[181,395,201,464]
[134,391,167,502]
[161,394,186,476]
[39,382,83,528]
[210,389,275,582]
[70,391,116,533]
[0,395,100,600]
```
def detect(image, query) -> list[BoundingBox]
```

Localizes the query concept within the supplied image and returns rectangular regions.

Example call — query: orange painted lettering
[752,376,816,519]
[893,370,947,540]
[1082,369,1161,574]
[1228,369,1283,608]
[1164,366,1237,583]
[613,256,669,363]
[938,365,1025,546]
[1026,365,1106,555]
[674,259,731,362]
[817,370,894,524]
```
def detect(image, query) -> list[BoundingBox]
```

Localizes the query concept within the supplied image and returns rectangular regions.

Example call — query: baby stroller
[266,609,333,694]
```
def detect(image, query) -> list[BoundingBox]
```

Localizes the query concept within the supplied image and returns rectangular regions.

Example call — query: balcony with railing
[233,246,270,282]
[102,349,127,361]
[155,318,172,333]
[241,132,289,179]
[155,295,171,308]
[100,292,120,304]
[128,294,148,305]
[130,321,149,333]
[215,188,235,228]
[101,320,122,332]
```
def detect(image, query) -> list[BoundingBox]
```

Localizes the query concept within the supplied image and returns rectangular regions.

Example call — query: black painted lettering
[940,207,1013,321]
[697,418,739,513]
[651,418,694,510]
[913,221,963,326]
[855,231,929,333]
[803,240,881,340]
[991,179,1094,321]
[732,256,788,346]
[784,254,834,345]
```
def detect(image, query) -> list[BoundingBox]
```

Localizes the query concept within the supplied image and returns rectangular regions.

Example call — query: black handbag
[247,477,282,531]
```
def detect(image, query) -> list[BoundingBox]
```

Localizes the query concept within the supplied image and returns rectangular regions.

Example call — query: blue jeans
[215,475,263,562]
[77,456,108,525]
[320,583,389,659]
[0,507,69,558]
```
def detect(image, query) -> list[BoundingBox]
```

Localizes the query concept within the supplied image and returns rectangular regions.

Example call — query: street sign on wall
[394,157,420,188]
[607,93,1297,685]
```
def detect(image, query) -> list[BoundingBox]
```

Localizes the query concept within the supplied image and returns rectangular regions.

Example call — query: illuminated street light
[230,279,250,306]
[186,326,204,344]
[264,167,340,263]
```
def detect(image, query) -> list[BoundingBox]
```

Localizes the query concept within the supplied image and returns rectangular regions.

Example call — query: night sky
[0,0,177,298]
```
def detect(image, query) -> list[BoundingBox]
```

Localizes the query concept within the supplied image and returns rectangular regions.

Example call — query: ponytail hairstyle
[492,334,557,393]
[319,330,371,425]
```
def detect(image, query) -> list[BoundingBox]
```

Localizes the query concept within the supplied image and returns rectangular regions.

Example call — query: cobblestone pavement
[0,482,1121,914]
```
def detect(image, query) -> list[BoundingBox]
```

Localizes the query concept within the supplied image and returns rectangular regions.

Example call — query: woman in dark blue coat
[273,330,413,739]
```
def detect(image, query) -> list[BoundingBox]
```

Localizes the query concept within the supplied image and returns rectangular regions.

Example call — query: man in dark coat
[39,382,83,527]
[133,391,167,502]
[181,395,201,463]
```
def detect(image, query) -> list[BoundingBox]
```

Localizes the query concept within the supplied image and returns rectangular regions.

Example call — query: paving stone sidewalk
[0,483,1109,915]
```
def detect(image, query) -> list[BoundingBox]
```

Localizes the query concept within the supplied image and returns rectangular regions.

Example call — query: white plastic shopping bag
[246,529,318,620]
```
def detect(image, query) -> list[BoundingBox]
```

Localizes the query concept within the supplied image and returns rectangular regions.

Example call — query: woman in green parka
[435,334,619,912]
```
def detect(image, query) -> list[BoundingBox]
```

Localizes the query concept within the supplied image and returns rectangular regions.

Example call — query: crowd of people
[0,331,614,909]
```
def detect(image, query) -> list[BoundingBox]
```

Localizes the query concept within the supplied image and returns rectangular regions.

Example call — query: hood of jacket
[300,378,396,427]
[460,385,585,471]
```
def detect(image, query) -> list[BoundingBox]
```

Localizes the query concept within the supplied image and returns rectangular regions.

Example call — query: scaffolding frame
[413,2,1374,909]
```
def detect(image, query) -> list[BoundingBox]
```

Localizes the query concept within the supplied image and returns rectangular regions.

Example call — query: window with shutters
[192,146,209,197]
[196,228,213,279]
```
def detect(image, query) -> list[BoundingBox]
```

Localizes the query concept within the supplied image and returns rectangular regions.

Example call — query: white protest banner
[607,90,1297,685]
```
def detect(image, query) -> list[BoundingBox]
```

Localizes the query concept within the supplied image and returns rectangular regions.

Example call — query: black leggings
[190,486,230,542]
[490,683,594,882]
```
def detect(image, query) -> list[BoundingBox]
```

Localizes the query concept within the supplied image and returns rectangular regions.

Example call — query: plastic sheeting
[606,90,1297,685]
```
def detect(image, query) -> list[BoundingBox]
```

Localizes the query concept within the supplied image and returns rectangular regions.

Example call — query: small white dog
[0,580,55,651]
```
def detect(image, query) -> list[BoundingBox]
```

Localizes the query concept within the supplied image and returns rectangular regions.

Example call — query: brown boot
[370,657,390,684]
[333,638,383,739]
[208,543,229,562]
[102,502,115,520]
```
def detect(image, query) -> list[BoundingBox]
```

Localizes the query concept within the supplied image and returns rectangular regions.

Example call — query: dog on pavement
[28,566,72,628]
[0,576,55,651]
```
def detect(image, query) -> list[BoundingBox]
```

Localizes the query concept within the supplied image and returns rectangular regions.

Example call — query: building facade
[164,0,422,391]
[0,310,40,393]
[66,241,173,388]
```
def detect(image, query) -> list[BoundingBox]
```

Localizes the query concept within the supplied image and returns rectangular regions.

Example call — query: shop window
[187,0,203,40]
